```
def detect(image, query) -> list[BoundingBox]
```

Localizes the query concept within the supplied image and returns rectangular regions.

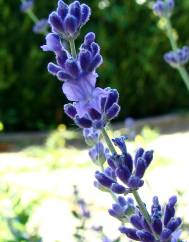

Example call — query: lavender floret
[89,142,109,166]
[153,0,174,17]
[164,46,189,68]
[20,0,33,12]
[108,196,135,221]
[112,136,127,154]
[83,128,100,146]
[94,136,155,190]
[33,19,48,34]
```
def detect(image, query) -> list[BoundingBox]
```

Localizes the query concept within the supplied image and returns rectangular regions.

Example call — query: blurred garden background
[0,0,189,241]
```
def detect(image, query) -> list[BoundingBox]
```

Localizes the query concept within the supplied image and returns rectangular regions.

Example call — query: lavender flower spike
[42,1,120,130]
[164,46,189,68]
[48,0,91,40]
[119,196,182,241]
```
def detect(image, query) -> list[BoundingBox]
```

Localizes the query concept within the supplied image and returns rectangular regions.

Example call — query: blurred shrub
[6,198,42,242]
[45,124,77,149]
[0,0,189,131]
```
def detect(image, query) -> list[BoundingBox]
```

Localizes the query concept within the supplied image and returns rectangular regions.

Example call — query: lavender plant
[72,185,91,242]
[41,1,183,241]
[152,0,189,90]
[72,185,116,242]
[20,0,48,34]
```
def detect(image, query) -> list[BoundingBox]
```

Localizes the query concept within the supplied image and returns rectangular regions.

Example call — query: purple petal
[41,33,62,52]
[49,12,64,33]
[106,103,120,120]
[75,116,92,128]
[64,15,78,35]
[64,103,77,118]
[84,32,95,45]
[80,4,91,25]
[111,183,126,194]
[70,1,81,23]
[119,227,140,241]
[57,0,68,20]
[47,62,61,75]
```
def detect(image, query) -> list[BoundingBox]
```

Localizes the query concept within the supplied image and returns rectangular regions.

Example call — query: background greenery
[1,0,189,131]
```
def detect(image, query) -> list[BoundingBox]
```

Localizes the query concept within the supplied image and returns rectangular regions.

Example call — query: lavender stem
[69,38,77,59]
[102,128,159,240]
[165,16,189,90]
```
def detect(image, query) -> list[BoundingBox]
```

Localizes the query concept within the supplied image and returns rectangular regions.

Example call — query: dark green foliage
[0,0,189,131]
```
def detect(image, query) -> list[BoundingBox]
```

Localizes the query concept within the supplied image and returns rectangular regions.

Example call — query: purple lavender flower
[48,0,91,40]
[42,32,103,115]
[108,196,135,222]
[95,168,116,189]
[77,198,90,218]
[95,167,133,194]
[94,141,153,193]
[89,142,109,166]
[119,196,182,241]
[96,138,154,190]
[91,225,103,232]
[52,32,102,105]
[153,0,174,17]
[164,46,189,68]
[73,185,91,218]
[83,128,100,146]
[33,19,48,34]
[42,1,120,130]
[74,87,120,129]
[20,0,33,12]
[112,136,127,154]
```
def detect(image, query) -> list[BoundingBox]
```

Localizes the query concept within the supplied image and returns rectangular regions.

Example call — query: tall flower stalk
[152,0,189,90]
[41,1,183,241]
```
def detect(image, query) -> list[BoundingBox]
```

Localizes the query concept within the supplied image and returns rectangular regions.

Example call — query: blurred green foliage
[1,0,189,131]
[0,186,42,242]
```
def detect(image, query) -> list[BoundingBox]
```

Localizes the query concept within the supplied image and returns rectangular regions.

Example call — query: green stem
[27,10,39,23]
[165,17,177,50]
[177,66,189,90]
[102,128,116,154]
[132,190,158,239]
[20,0,38,23]
[102,128,159,240]
[165,17,189,91]
[69,38,77,58]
